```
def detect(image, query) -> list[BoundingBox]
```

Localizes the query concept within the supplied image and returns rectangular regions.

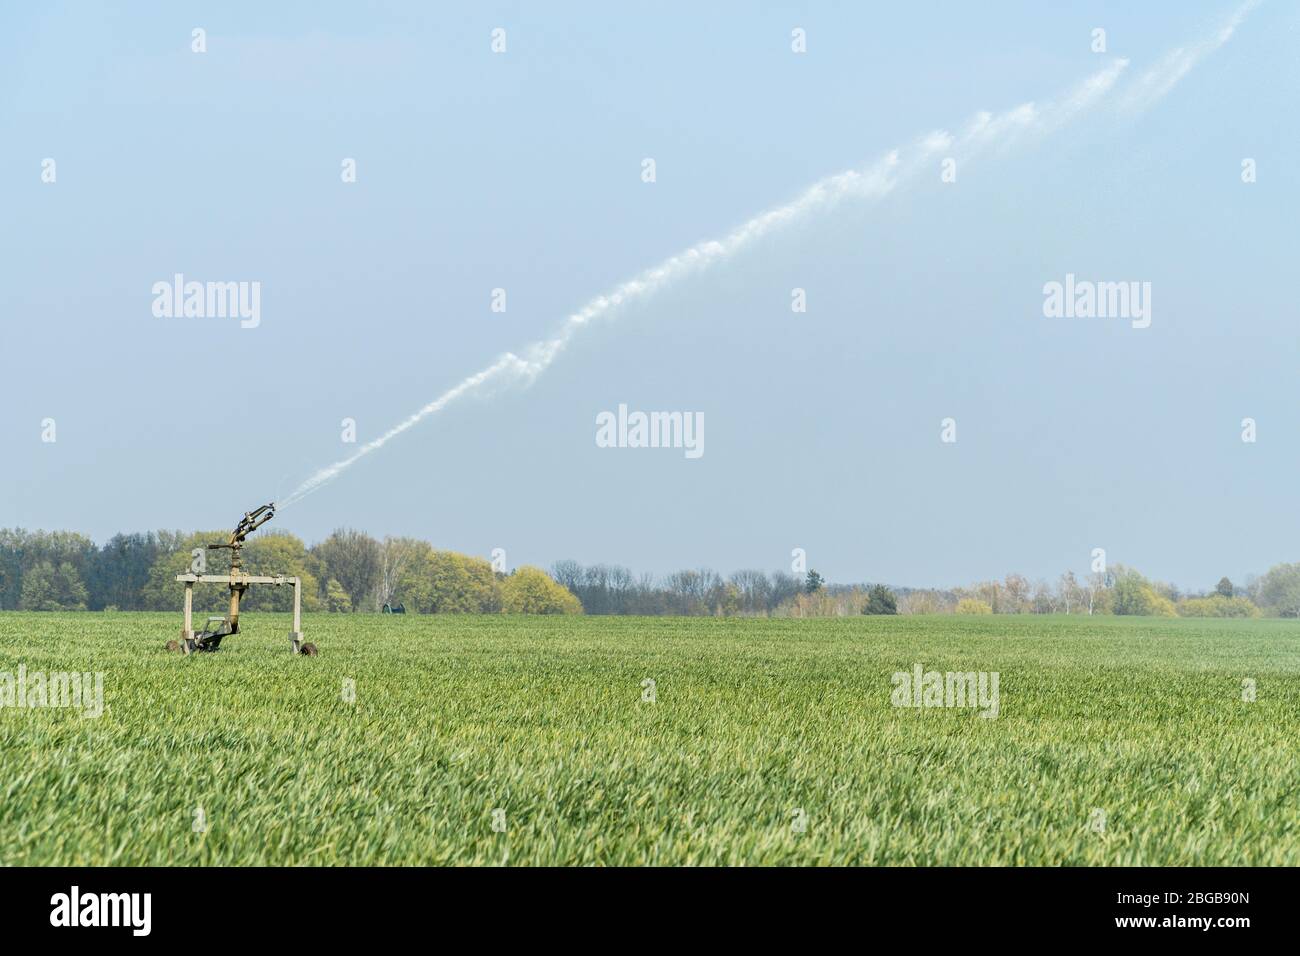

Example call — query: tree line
[777,566,1290,619]
[5,525,1300,619]
[0,528,578,615]
[549,561,1300,619]
[548,562,903,617]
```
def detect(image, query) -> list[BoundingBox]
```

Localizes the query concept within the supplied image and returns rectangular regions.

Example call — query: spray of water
[1119,0,1261,115]
[279,5,1254,508]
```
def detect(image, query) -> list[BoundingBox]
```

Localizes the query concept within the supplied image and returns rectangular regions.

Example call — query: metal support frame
[175,573,306,655]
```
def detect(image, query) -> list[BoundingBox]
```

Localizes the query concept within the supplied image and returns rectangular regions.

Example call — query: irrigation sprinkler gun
[165,503,318,657]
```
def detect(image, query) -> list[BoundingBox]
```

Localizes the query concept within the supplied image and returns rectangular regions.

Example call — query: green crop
[0,612,1296,865]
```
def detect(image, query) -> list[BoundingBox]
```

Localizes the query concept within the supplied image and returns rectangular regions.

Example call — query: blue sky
[2,2,1297,589]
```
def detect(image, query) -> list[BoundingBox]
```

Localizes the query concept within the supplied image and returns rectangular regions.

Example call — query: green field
[0,612,1297,865]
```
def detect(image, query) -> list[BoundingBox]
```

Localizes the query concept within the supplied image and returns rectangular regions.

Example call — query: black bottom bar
[0,866,1286,943]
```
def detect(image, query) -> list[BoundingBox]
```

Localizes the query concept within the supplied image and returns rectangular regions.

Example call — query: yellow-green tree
[394,545,500,613]
[1111,567,1175,617]
[500,566,583,614]
[139,530,320,613]
[242,533,322,612]
[324,579,352,612]
[429,551,500,613]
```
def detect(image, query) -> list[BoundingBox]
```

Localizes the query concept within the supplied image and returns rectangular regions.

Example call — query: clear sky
[2,2,1297,589]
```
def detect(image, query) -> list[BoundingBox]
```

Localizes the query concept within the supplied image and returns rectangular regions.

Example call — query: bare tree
[1084,571,1109,615]
[313,528,381,612]
[729,569,772,614]
[377,536,422,611]
[1031,579,1056,614]
[1057,570,1080,614]
[768,571,802,612]
[551,560,582,594]
[1002,574,1031,613]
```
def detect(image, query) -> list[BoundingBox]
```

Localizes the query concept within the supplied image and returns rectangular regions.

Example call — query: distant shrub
[1177,595,1260,618]
[955,598,993,615]
[1146,591,1178,617]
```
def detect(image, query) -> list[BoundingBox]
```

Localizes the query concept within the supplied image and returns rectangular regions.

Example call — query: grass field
[0,612,1297,866]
